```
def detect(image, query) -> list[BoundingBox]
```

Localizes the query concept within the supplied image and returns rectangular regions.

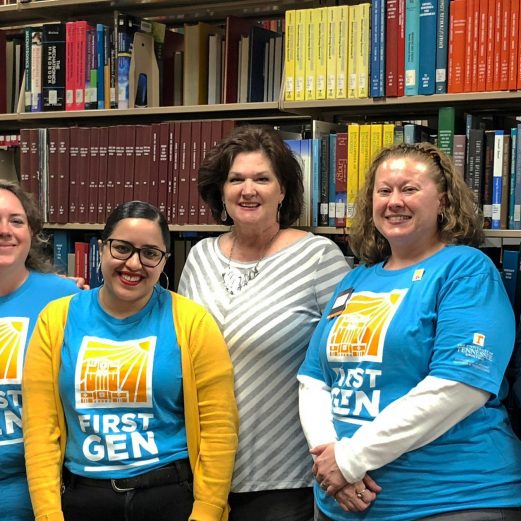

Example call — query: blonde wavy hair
[350,142,484,266]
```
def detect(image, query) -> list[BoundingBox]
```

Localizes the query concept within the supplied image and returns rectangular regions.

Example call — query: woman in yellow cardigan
[22,201,239,521]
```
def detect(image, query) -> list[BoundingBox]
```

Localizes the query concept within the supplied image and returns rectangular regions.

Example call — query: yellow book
[335,5,348,99]
[347,123,360,227]
[315,7,328,100]
[370,123,383,160]
[356,3,370,99]
[305,8,316,100]
[326,6,337,99]
[347,5,357,99]
[295,8,307,101]
[284,10,296,101]
[358,124,371,191]
[383,123,395,148]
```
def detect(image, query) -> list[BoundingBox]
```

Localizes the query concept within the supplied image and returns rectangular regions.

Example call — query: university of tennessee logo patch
[75,336,156,409]
[327,290,407,363]
[0,317,29,384]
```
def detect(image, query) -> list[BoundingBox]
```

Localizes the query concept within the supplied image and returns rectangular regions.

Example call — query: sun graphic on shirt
[0,318,29,384]
[75,336,156,409]
[327,290,407,363]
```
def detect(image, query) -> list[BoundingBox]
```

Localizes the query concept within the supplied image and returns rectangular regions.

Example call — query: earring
[221,205,228,222]
[276,203,281,223]
[159,271,170,289]
[437,210,445,224]
[96,261,104,285]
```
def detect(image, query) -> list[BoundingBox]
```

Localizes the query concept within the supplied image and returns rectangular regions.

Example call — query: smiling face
[0,189,31,281]
[222,151,285,230]
[99,217,167,317]
[372,156,445,257]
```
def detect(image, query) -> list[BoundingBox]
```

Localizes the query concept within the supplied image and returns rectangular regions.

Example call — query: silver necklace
[221,231,279,296]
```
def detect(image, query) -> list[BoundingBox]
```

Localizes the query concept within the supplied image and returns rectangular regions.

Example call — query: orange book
[485,0,495,91]
[470,6,480,91]
[464,0,474,92]
[509,0,520,90]
[492,0,502,91]
[448,0,466,94]
[476,0,488,91]
[499,0,510,90]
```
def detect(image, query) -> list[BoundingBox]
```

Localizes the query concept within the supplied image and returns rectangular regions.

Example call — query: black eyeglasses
[104,239,169,268]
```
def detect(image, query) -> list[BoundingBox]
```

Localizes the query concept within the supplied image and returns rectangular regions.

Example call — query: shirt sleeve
[334,375,490,483]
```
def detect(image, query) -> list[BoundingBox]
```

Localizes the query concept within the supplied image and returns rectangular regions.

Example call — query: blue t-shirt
[299,245,521,521]
[0,272,78,521]
[59,286,188,478]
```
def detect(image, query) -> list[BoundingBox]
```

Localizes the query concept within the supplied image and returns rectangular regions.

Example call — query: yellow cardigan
[22,291,239,521]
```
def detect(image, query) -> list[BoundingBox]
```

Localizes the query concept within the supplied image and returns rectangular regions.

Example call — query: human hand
[59,274,90,290]
[310,443,347,496]
[333,474,381,513]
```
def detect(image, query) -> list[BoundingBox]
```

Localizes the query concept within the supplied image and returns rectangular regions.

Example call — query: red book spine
[124,125,136,204]
[222,120,236,139]
[509,0,520,90]
[492,0,502,90]
[396,0,406,96]
[169,122,181,224]
[65,21,76,110]
[199,120,213,224]
[210,120,222,147]
[385,0,399,96]
[74,241,89,282]
[335,132,348,228]
[177,121,191,225]
[68,127,80,222]
[28,128,40,204]
[114,125,126,208]
[19,129,31,193]
[57,127,70,224]
[464,0,475,92]
[0,31,5,114]
[77,127,90,224]
[88,126,99,224]
[97,126,108,224]
[157,122,169,216]
[188,121,201,224]
[448,0,466,94]
[105,125,118,217]
[133,124,151,203]
[149,124,161,209]
[499,0,510,90]
[476,0,488,92]
[75,21,88,110]
[47,128,59,223]
[485,0,495,91]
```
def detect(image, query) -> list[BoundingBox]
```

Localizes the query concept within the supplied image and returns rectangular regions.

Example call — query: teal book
[509,128,518,229]
[53,229,70,274]
[435,0,449,93]
[404,0,420,96]
[328,133,337,227]
[418,0,437,95]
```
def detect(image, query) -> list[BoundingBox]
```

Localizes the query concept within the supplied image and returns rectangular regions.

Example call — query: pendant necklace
[222,230,279,296]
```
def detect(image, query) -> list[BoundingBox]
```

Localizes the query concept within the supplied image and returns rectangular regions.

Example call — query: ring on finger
[320,482,328,490]
[356,488,366,499]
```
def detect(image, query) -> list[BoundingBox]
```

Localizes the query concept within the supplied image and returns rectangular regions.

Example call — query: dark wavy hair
[0,179,54,272]
[198,125,304,228]
[350,142,484,265]
[102,201,171,251]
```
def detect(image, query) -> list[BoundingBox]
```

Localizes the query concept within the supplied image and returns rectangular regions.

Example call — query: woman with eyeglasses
[22,201,239,521]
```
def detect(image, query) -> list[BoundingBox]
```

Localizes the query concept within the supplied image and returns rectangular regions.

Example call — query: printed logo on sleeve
[473,333,485,347]
[327,290,407,363]
[75,336,156,409]
[0,317,29,384]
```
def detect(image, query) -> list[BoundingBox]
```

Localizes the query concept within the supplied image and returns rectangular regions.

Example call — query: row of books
[285,0,521,101]
[0,133,20,148]
[0,12,286,114]
[19,119,237,225]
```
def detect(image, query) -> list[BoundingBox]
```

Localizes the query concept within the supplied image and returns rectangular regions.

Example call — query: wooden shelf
[0,0,313,27]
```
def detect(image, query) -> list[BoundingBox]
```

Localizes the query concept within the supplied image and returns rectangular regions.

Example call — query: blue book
[89,236,103,288]
[418,0,437,95]
[96,24,106,109]
[311,139,321,227]
[492,131,505,230]
[329,133,337,227]
[514,124,521,230]
[502,248,520,310]
[284,139,308,225]
[300,139,313,227]
[509,128,518,230]
[435,0,449,93]
[404,0,420,96]
[370,0,382,98]
[53,230,70,274]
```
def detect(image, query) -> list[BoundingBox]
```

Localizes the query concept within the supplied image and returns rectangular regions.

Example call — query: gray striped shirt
[178,232,348,492]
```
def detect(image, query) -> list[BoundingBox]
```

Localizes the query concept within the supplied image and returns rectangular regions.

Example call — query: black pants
[229,487,314,521]
[62,474,193,521]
